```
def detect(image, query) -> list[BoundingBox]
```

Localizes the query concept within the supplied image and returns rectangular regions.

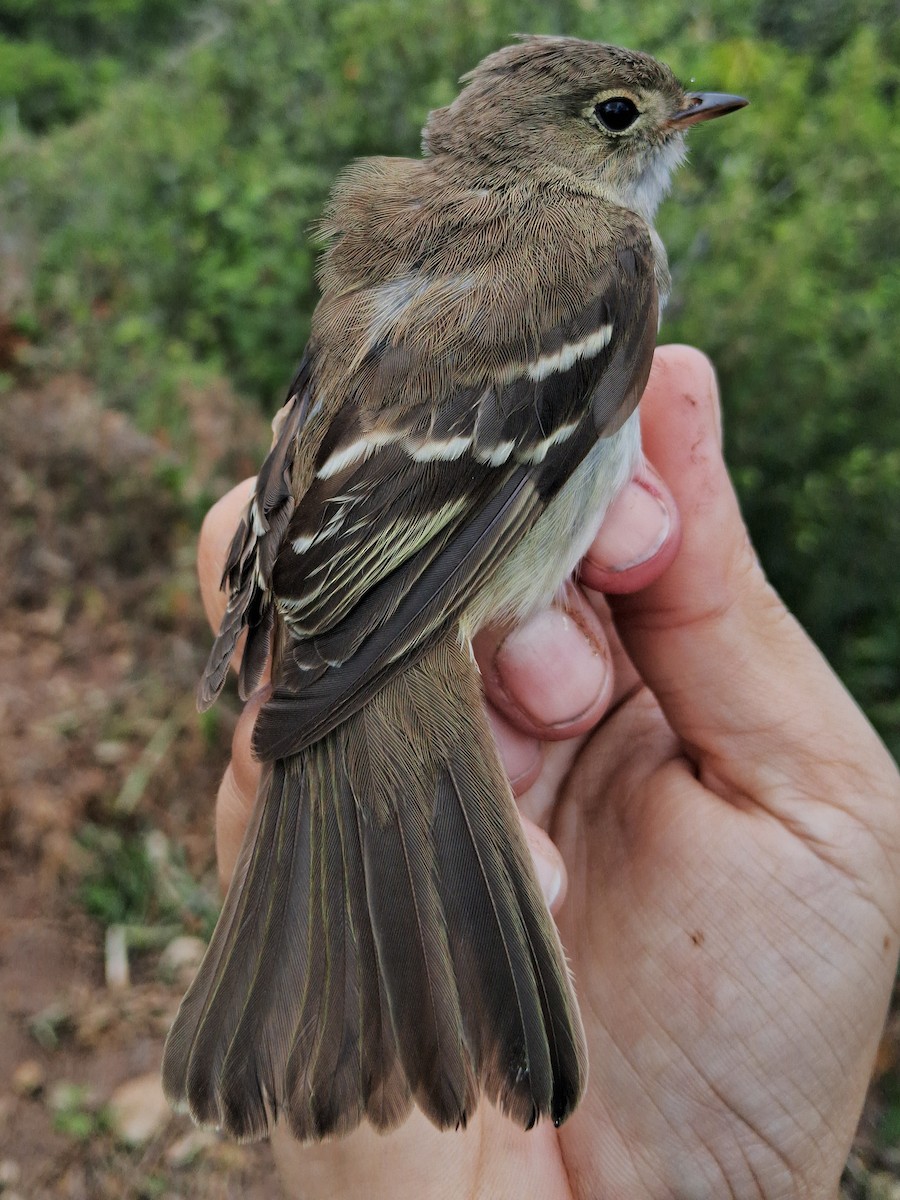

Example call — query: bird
[162,34,747,1143]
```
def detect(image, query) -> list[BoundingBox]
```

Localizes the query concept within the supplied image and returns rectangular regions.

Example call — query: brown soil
[0,371,279,1198]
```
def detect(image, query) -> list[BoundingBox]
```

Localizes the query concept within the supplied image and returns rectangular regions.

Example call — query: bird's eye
[594,97,640,132]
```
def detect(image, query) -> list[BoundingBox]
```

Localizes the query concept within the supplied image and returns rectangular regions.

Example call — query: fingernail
[506,739,543,792]
[486,709,542,792]
[533,855,563,908]
[523,824,565,907]
[591,479,671,572]
[494,608,609,728]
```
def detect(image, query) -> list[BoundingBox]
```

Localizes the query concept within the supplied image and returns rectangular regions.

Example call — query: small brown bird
[163,35,746,1142]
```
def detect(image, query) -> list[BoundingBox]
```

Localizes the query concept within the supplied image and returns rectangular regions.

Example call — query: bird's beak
[669,92,749,128]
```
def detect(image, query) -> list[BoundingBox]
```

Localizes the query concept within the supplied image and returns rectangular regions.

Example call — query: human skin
[195,345,900,1199]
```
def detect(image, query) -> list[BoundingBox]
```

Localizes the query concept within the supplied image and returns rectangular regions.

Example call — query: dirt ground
[0,367,897,1198]
[0,372,279,1197]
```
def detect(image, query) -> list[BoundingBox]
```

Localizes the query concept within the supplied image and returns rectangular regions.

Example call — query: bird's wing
[202,230,657,757]
[197,352,315,709]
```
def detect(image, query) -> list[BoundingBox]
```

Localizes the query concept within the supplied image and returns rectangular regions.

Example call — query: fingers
[215,689,266,890]
[580,465,681,594]
[473,587,613,742]
[197,478,256,642]
[613,344,900,823]
[484,708,542,793]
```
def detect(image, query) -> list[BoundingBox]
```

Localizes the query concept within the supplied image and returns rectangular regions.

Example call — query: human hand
[196,345,900,1199]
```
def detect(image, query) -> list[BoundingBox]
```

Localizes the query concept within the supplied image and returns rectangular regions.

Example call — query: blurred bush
[1,0,898,754]
[0,0,210,130]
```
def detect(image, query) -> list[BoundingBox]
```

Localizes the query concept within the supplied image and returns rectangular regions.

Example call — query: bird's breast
[460,408,643,634]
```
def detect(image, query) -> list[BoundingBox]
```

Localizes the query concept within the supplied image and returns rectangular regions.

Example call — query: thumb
[613,344,892,820]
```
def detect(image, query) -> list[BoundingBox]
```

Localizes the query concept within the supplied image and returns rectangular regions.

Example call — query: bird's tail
[162,636,586,1141]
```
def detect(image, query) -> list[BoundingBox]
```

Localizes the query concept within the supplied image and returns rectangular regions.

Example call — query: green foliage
[661,29,900,736]
[1,0,899,755]
[77,823,220,936]
[0,36,113,131]
[78,824,158,926]
[0,0,208,130]
[756,0,900,59]
[876,1065,900,1151]
[48,1082,110,1141]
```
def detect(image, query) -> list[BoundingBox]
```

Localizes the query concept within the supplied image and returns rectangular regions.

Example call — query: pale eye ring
[594,96,640,132]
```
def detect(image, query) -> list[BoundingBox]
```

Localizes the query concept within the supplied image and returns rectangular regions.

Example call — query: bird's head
[423,36,747,221]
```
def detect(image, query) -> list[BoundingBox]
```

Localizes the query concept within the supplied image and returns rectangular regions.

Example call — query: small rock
[209,1141,253,1170]
[25,605,66,637]
[11,1060,44,1097]
[94,740,129,765]
[0,1159,21,1186]
[144,830,170,867]
[867,1173,900,1200]
[47,1079,102,1115]
[28,1001,72,1049]
[105,924,130,990]
[108,1072,171,1146]
[165,1128,217,1168]
[74,999,116,1048]
[158,936,206,985]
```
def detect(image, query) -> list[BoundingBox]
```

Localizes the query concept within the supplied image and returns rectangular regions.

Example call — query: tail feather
[163,635,587,1140]
[161,759,272,1114]
[508,846,586,1126]
[213,759,316,1138]
[355,768,479,1129]
[184,761,311,1138]
[434,759,552,1127]
[286,741,412,1134]
[284,739,366,1138]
